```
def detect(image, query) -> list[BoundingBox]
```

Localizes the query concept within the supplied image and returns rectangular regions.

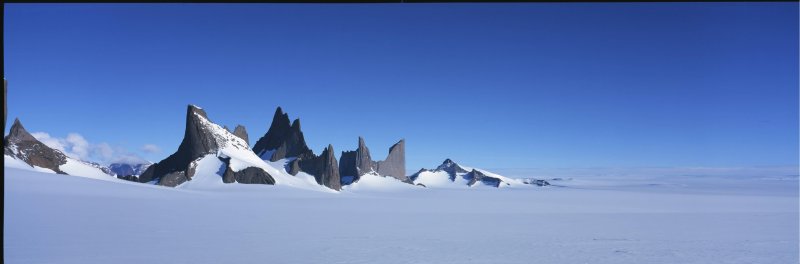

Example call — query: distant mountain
[409,159,549,188]
[3,119,115,180]
[339,137,406,185]
[108,162,152,177]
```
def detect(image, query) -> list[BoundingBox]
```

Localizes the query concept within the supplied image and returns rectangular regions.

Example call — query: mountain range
[3,82,548,191]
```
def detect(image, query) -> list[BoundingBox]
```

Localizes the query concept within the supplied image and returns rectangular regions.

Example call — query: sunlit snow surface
[4,167,798,264]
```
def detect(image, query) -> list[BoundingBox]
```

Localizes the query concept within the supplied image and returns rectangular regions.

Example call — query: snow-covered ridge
[410,159,549,188]
[181,110,333,192]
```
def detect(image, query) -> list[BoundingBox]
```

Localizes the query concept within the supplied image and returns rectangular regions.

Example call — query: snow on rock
[410,159,543,189]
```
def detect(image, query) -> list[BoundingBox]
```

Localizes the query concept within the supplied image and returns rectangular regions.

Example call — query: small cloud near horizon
[31,132,150,165]
[141,144,161,154]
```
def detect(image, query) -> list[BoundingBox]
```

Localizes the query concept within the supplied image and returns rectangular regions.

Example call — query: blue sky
[4,3,798,171]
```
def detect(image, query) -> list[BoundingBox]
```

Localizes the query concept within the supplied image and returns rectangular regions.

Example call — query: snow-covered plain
[4,167,798,264]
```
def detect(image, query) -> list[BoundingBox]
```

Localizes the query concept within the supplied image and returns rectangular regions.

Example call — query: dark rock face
[376,140,406,181]
[252,107,314,162]
[138,105,221,187]
[338,151,358,178]
[338,137,375,182]
[339,137,406,184]
[117,175,139,182]
[286,159,301,176]
[3,119,68,174]
[233,125,249,145]
[299,145,340,190]
[231,167,275,184]
[217,156,275,184]
[220,157,236,183]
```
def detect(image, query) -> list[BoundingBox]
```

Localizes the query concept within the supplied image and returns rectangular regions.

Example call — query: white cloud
[141,144,161,154]
[65,133,90,159]
[30,132,67,153]
[30,132,150,165]
[93,143,115,161]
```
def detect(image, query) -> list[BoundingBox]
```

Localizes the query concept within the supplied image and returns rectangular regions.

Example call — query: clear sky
[4,3,798,172]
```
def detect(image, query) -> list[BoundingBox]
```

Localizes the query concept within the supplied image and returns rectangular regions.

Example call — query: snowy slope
[4,154,117,181]
[59,158,117,181]
[4,155,56,173]
[341,172,420,192]
[5,167,798,264]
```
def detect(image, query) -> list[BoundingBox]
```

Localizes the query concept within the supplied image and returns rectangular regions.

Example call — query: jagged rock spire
[376,139,406,181]
[339,136,374,182]
[299,144,341,190]
[252,107,313,162]
[138,105,222,186]
[339,137,407,184]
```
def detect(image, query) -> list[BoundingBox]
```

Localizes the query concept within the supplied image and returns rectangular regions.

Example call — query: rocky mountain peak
[436,158,468,174]
[299,144,341,190]
[137,104,234,186]
[4,118,68,174]
[7,118,38,143]
[252,107,313,162]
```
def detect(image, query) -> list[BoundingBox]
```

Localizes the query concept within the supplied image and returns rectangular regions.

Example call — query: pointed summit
[4,118,68,174]
[7,118,37,143]
[252,107,313,162]
[138,104,226,186]
[436,158,468,174]
[291,119,301,130]
[339,136,375,182]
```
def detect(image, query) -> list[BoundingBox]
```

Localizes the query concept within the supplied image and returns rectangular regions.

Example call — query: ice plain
[4,167,798,264]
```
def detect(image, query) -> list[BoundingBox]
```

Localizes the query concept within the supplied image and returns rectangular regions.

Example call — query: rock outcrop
[339,137,406,184]
[252,107,313,162]
[376,140,406,181]
[3,119,68,174]
[286,158,301,176]
[138,105,273,187]
[233,125,249,145]
[299,145,340,190]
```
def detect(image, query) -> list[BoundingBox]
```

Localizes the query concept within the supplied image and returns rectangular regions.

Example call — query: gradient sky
[4,3,798,172]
